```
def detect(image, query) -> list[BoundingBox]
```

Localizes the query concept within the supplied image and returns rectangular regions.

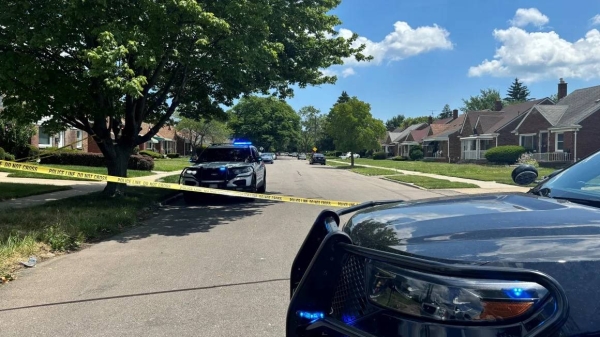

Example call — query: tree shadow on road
[112,195,277,243]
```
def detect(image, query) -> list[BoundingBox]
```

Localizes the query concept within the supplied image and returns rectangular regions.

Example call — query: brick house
[422,109,466,162]
[381,123,429,156]
[30,120,90,152]
[457,98,554,161]
[513,79,600,163]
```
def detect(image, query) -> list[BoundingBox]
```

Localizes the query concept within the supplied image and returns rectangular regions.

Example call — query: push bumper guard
[286,201,570,337]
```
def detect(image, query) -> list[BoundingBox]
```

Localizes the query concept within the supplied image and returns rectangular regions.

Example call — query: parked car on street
[287,150,600,336]
[260,153,274,164]
[298,153,307,160]
[339,152,360,160]
[309,153,326,165]
[179,141,266,203]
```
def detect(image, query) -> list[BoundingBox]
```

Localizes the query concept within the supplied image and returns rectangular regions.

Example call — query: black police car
[179,141,266,203]
[309,153,326,165]
[287,150,600,336]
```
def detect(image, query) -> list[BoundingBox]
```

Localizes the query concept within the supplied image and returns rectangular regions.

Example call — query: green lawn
[0,183,72,201]
[153,158,192,172]
[385,175,479,189]
[337,158,554,186]
[0,165,155,181]
[0,187,175,279]
[331,165,397,176]
[158,174,181,184]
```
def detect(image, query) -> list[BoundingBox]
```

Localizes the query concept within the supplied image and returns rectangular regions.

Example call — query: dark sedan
[287,150,600,336]
[309,153,326,165]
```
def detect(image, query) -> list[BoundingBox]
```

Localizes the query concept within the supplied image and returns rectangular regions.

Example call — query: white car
[298,153,307,160]
[339,152,360,160]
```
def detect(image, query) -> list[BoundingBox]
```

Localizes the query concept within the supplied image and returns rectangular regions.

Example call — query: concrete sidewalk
[329,160,529,194]
[0,170,182,209]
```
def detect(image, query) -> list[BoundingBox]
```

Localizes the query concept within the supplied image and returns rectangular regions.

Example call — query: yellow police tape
[0,160,360,208]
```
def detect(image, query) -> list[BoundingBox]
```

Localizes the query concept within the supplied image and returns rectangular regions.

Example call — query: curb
[159,192,182,206]
[381,177,428,190]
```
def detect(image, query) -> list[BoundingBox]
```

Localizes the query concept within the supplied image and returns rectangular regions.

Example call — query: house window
[519,134,537,152]
[146,141,154,151]
[163,141,174,154]
[38,127,52,148]
[555,133,564,152]
[76,130,83,149]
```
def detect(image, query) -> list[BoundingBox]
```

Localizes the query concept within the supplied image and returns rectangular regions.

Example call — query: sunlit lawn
[0,183,72,201]
[385,175,479,189]
[153,158,192,172]
[0,165,154,181]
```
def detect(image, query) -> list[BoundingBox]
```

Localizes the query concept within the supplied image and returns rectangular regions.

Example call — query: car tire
[257,173,266,193]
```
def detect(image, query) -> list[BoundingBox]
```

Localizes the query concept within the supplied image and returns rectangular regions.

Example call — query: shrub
[26,145,40,159]
[392,156,406,161]
[372,152,387,160]
[139,149,161,159]
[166,153,180,159]
[484,145,526,164]
[0,147,5,159]
[132,146,140,155]
[4,153,15,161]
[517,152,540,168]
[39,152,154,171]
[129,155,155,171]
[409,149,424,161]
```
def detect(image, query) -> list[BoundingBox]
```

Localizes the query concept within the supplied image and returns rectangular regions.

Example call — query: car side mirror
[511,164,538,186]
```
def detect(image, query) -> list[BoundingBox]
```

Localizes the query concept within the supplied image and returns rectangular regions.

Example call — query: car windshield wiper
[532,187,600,208]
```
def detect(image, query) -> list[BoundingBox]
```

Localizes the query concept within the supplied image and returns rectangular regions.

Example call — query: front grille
[330,254,372,322]
[198,168,227,181]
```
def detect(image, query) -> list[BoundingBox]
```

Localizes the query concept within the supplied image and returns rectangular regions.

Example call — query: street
[0,158,461,337]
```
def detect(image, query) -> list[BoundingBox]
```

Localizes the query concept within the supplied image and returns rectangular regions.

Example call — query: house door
[540,132,548,153]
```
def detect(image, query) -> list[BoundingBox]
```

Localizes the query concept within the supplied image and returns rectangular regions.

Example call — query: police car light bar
[233,141,252,145]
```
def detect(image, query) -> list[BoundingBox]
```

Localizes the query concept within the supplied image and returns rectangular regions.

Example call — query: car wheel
[257,173,266,193]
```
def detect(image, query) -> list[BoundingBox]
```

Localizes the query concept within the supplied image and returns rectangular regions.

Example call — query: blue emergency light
[233,140,252,145]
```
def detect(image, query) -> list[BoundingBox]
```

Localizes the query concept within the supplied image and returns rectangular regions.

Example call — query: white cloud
[591,14,600,26]
[339,21,452,67]
[468,27,600,82]
[318,21,452,78]
[341,68,356,78]
[509,8,549,28]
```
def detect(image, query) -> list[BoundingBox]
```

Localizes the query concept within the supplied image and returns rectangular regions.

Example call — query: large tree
[385,114,406,131]
[505,78,530,102]
[228,96,301,152]
[336,91,351,105]
[400,116,430,129]
[325,97,386,167]
[438,104,452,119]
[0,0,369,195]
[175,117,230,151]
[461,89,502,112]
[297,106,325,153]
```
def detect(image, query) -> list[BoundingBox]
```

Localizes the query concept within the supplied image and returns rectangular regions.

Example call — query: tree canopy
[336,91,351,105]
[175,117,230,150]
[438,104,452,119]
[385,114,406,131]
[228,96,300,152]
[505,78,530,102]
[400,116,430,129]
[0,0,369,195]
[297,106,326,153]
[461,89,502,112]
[325,97,386,166]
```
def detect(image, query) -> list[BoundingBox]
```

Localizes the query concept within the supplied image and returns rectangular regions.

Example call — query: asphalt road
[0,157,462,337]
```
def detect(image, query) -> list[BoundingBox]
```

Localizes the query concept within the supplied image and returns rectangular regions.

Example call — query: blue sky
[285,0,600,121]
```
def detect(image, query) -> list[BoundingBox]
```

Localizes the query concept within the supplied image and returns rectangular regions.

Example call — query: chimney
[558,78,568,101]
[494,100,503,112]
[428,115,433,125]
[452,109,458,119]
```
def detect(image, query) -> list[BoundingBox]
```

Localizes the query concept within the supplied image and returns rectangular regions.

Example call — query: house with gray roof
[381,124,428,156]
[457,98,554,161]
[513,79,600,163]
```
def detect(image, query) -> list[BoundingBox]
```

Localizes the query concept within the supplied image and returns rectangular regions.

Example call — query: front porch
[460,136,495,160]
[399,141,418,157]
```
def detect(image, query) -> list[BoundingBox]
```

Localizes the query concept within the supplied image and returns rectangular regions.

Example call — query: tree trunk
[103,144,133,197]
[350,151,355,167]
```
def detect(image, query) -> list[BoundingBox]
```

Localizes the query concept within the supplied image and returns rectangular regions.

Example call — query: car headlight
[185,169,198,175]
[231,167,253,175]
[367,260,548,322]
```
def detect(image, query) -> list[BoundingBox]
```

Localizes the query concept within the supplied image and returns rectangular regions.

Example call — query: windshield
[537,151,600,205]
[196,147,252,163]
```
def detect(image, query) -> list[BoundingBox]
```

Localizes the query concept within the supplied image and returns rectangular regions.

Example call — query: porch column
[476,139,480,159]
[447,140,450,163]
[574,131,578,163]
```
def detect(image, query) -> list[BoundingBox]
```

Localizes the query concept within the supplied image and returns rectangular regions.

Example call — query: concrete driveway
[0,157,461,337]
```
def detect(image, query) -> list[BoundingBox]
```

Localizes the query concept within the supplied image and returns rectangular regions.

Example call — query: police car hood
[343,193,600,264]
[190,162,250,169]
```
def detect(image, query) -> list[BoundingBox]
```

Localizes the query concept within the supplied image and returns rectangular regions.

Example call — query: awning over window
[154,136,173,142]
[148,137,159,144]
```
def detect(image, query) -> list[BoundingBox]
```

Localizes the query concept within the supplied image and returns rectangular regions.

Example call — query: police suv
[179,141,266,203]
